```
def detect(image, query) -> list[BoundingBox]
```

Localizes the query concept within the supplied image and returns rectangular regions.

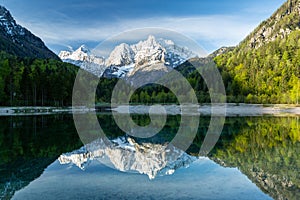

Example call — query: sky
[0,0,286,54]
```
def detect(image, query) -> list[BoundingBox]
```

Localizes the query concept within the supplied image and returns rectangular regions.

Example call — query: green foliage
[97,28,300,105]
[210,117,300,200]
[96,62,213,104]
[2,28,300,106]
[215,30,300,104]
[0,51,78,106]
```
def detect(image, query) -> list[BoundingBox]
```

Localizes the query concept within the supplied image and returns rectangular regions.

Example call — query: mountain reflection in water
[0,114,298,199]
[59,136,196,179]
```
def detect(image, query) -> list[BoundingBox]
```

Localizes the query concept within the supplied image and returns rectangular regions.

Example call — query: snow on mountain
[131,35,165,66]
[106,43,135,66]
[59,45,106,77]
[102,64,135,79]
[59,45,90,61]
[158,38,197,67]
[103,35,197,78]
[0,6,59,59]
[58,136,196,180]
[0,6,25,37]
[58,35,197,78]
[107,35,196,69]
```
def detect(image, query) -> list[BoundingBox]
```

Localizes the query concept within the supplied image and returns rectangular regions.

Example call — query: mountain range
[0,0,299,105]
[58,0,299,104]
[59,136,196,180]
[59,35,196,78]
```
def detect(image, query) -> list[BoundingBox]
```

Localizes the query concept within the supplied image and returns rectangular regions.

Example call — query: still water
[0,111,299,200]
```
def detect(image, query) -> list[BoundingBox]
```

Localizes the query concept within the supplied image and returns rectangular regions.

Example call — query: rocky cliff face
[208,46,235,58]
[243,0,300,49]
[0,6,59,60]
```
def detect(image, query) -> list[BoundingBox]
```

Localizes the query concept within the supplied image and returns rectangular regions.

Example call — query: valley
[0,1,299,200]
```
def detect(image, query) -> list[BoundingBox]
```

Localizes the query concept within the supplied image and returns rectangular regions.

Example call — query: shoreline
[0,104,299,117]
[111,104,300,117]
[0,106,95,116]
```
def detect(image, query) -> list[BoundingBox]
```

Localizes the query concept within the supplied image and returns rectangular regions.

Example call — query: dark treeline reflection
[0,115,81,164]
[0,115,82,199]
[0,114,299,199]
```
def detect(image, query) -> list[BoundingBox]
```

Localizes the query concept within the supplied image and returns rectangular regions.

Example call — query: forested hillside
[214,0,300,104]
[215,30,300,104]
[1,1,300,106]
[97,0,300,105]
[0,52,78,106]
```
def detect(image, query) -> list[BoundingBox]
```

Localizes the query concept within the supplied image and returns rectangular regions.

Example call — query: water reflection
[59,136,196,179]
[0,115,82,199]
[12,158,272,200]
[209,117,300,200]
[0,114,299,199]
[59,115,300,199]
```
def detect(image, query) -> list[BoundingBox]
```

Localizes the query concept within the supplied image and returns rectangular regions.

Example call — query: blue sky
[0,0,286,54]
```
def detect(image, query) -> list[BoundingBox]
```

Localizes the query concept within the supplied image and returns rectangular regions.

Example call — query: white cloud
[18,15,259,52]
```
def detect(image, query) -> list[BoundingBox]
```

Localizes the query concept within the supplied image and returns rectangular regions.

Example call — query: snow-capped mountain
[58,136,196,180]
[59,45,90,61]
[0,6,59,59]
[104,35,197,78]
[0,6,25,37]
[58,35,197,78]
[59,45,106,77]
[106,43,135,66]
[106,35,196,68]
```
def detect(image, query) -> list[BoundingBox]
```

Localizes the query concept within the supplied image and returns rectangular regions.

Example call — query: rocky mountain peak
[132,35,162,51]
[59,45,90,61]
[58,45,106,76]
[0,6,25,37]
[132,36,165,66]
[60,35,197,78]
[106,43,134,66]
[77,44,90,54]
[0,6,59,59]
[0,6,13,21]
[145,35,159,47]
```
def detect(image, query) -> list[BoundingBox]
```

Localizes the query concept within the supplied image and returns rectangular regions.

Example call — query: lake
[0,106,299,200]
